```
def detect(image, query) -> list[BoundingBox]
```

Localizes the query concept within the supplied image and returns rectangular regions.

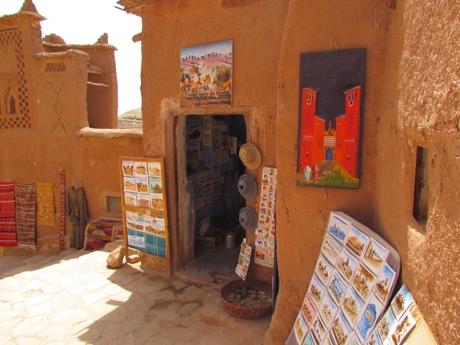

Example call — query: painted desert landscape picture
[180,40,233,106]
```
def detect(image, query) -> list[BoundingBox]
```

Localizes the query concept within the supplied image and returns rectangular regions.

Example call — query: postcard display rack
[120,157,170,271]
[286,211,401,345]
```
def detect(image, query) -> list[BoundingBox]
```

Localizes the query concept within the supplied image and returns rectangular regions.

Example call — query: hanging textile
[36,182,55,226]
[66,186,89,250]
[15,183,37,247]
[0,182,18,247]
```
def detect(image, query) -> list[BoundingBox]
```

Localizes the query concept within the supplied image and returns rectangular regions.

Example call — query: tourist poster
[180,40,233,106]
[285,211,400,345]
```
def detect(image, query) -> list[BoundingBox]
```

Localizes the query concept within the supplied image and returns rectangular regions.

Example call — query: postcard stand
[285,211,401,345]
[119,157,171,274]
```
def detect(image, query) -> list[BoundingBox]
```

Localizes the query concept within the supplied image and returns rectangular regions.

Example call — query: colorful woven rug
[15,183,37,247]
[0,182,17,247]
[36,182,55,226]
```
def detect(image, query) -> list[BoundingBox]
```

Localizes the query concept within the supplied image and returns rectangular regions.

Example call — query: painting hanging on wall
[180,40,233,106]
[296,49,366,189]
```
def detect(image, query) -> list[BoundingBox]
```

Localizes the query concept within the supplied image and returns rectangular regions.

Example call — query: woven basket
[220,280,272,319]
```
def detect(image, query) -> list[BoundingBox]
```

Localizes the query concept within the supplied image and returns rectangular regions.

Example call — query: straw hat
[238,174,258,199]
[239,143,262,170]
[239,207,258,231]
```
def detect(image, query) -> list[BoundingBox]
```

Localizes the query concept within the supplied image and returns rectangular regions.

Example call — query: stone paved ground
[0,250,270,345]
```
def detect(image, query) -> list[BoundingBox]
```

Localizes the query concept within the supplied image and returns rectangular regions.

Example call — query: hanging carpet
[0,182,18,247]
[15,183,37,247]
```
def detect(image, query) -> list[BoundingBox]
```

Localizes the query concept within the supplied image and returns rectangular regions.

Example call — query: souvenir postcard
[373,263,396,304]
[301,294,317,327]
[308,274,327,307]
[352,264,376,300]
[315,254,334,285]
[322,335,335,345]
[328,270,348,304]
[235,239,252,281]
[125,210,138,221]
[294,312,309,344]
[331,311,352,345]
[356,294,384,344]
[342,287,365,327]
[136,193,152,209]
[136,177,149,193]
[346,333,361,345]
[345,226,369,258]
[319,292,338,327]
[321,235,343,265]
[301,332,317,345]
[366,331,383,345]
[376,307,396,342]
[148,176,163,194]
[390,285,414,321]
[126,217,145,232]
[122,160,135,176]
[147,161,162,177]
[389,310,416,345]
[151,195,164,212]
[363,239,389,275]
[150,217,166,237]
[127,229,145,250]
[327,213,350,244]
[134,161,148,177]
[124,192,137,207]
[336,248,359,281]
[311,316,327,344]
[123,177,137,193]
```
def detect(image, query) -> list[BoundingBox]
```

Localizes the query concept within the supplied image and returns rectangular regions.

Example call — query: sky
[0,0,142,115]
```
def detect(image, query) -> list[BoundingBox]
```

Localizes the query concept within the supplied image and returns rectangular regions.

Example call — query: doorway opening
[176,114,247,277]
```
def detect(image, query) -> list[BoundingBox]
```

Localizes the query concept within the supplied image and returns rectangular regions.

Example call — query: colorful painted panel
[297,49,366,189]
[180,40,232,106]
[285,211,401,345]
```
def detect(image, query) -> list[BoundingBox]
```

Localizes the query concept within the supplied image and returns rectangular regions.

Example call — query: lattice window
[0,29,31,129]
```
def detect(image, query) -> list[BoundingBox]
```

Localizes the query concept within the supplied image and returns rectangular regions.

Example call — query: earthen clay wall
[0,13,144,252]
[139,0,290,276]
[137,0,459,344]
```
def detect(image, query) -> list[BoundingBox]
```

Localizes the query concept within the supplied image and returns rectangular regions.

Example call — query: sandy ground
[0,249,270,345]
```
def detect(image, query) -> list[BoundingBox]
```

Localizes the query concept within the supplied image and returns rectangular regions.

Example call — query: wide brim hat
[239,207,258,231]
[239,143,262,170]
[238,174,258,199]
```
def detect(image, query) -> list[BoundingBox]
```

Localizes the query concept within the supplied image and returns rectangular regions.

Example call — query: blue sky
[0,0,142,115]
[181,40,233,59]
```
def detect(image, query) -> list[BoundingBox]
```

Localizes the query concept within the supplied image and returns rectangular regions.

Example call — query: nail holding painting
[180,40,233,106]
[297,49,366,189]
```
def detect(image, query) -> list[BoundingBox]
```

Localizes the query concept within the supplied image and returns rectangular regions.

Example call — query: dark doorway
[179,114,247,277]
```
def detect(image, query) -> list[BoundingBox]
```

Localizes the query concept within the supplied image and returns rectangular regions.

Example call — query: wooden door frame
[165,107,252,272]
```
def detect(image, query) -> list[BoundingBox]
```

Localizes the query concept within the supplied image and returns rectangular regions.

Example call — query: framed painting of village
[119,157,170,273]
[180,40,233,106]
[296,49,366,189]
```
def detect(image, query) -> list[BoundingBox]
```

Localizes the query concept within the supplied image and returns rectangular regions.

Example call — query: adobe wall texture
[372,0,460,344]
[0,14,144,252]
[270,0,394,343]
[139,0,290,276]
[137,0,459,344]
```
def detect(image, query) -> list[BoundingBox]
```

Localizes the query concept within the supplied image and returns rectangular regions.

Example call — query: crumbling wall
[372,0,460,344]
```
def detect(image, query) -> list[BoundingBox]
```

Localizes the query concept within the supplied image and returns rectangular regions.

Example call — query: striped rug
[15,183,36,247]
[0,182,17,247]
